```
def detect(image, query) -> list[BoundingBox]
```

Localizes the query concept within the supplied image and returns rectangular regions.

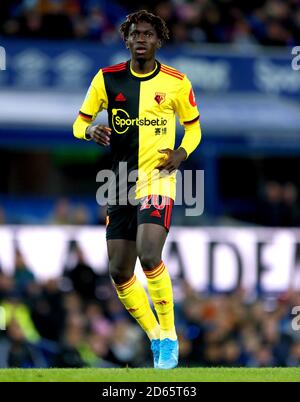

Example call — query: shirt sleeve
[174,75,200,125]
[73,69,108,140]
[179,119,202,158]
[73,115,91,140]
[78,69,108,122]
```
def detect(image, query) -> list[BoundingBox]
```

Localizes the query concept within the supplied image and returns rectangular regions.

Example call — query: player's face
[126,21,161,62]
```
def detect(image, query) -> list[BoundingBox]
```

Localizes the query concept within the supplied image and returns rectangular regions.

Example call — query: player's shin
[113,275,160,340]
[144,261,177,341]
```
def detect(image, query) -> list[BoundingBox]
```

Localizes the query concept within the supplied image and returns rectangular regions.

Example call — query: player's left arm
[156,76,201,173]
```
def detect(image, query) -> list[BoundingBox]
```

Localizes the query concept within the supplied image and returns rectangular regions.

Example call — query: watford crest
[154,92,166,105]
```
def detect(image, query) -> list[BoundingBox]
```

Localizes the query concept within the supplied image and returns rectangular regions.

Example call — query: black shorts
[106,195,174,241]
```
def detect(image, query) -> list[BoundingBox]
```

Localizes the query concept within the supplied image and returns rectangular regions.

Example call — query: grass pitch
[0,367,299,382]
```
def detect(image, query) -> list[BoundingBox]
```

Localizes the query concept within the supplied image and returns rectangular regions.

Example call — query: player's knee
[109,262,132,285]
[139,251,161,270]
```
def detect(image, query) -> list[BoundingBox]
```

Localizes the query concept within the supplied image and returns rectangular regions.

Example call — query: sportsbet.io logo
[112,108,167,134]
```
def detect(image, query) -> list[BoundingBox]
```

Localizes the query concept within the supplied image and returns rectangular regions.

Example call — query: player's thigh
[107,239,137,284]
[136,195,174,267]
[136,223,167,269]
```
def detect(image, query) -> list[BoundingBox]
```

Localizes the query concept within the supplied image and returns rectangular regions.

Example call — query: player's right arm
[73,70,111,146]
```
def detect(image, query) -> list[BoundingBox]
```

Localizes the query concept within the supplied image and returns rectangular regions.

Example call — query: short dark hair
[120,10,169,43]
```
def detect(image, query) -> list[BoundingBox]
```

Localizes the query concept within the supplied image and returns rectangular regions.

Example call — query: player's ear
[157,39,162,49]
[125,39,129,49]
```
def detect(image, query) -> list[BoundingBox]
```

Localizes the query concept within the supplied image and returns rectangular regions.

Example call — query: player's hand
[155,147,187,173]
[86,125,112,146]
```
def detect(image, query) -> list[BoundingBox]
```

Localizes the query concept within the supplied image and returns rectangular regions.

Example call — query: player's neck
[130,59,156,75]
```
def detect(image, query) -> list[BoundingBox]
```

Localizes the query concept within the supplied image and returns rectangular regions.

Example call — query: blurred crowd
[227,180,300,227]
[1,243,300,368]
[0,198,107,226]
[2,180,300,226]
[1,0,299,46]
[255,181,300,227]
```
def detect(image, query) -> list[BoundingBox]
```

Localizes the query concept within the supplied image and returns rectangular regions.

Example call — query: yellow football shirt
[75,60,200,202]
